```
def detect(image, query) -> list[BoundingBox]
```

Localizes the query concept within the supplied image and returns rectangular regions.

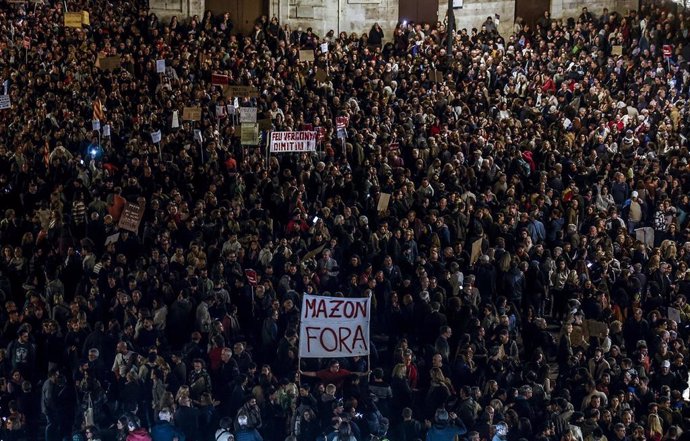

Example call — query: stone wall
[551,0,638,22]
[442,0,516,36]
[149,0,204,21]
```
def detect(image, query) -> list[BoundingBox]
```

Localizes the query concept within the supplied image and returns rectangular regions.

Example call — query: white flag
[102,124,111,137]
[92,119,100,131]
[151,130,162,144]
[171,110,179,128]
[194,129,203,143]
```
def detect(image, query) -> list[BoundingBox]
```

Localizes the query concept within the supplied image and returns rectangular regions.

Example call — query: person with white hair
[150,408,186,441]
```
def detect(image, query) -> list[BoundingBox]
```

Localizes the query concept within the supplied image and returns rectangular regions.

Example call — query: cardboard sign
[150,130,162,144]
[81,11,90,25]
[239,107,257,124]
[182,106,201,121]
[299,294,371,358]
[470,238,483,266]
[0,95,11,110]
[92,120,100,131]
[97,56,121,71]
[118,202,145,233]
[64,12,83,28]
[156,59,166,73]
[211,73,229,85]
[240,123,259,145]
[430,69,443,82]
[102,124,111,137]
[315,70,329,82]
[223,85,259,98]
[299,50,314,62]
[258,118,272,131]
[377,193,391,213]
[270,131,318,153]
[611,45,622,56]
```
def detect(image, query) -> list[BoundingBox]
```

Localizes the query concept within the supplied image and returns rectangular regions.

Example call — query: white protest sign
[226,105,236,115]
[239,107,257,124]
[270,131,318,153]
[0,95,11,110]
[151,130,162,144]
[194,129,203,143]
[299,294,371,358]
[92,119,100,131]
[171,110,179,128]
[102,124,111,137]
[216,105,225,119]
[156,59,165,73]
[321,42,329,53]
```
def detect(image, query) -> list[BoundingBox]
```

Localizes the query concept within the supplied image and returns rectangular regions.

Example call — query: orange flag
[92,99,105,121]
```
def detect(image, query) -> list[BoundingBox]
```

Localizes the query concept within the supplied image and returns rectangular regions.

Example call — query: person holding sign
[299,359,369,389]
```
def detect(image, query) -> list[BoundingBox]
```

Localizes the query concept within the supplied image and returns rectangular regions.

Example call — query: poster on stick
[118,202,145,233]
[299,294,371,358]
[269,131,317,153]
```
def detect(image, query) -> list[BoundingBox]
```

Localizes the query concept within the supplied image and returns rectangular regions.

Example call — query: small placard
[241,123,259,145]
[182,106,201,121]
[299,50,314,62]
[239,107,257,124]
[64,12,83,28]
[156,59,166,73]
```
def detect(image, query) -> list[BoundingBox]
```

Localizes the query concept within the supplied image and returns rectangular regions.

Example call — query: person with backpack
[214,417,234,441]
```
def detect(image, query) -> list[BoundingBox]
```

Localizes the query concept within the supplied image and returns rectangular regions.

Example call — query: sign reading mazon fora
[269,131,317,153]
[299,294,370,358]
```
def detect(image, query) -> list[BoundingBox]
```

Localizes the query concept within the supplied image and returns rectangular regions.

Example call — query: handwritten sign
[377,193,391,213]
[182,106,201,121]
[118,202,145,233]
[0,95,11,110]
[156,59,166,74]
[150,130,162,144]
[240,123,259,145]
[97,56,120,71]
[64,12,83,28]
[92,120,100,131]
[239,107,257,124]
[299,50,314,62]
[299,294,371,358]
[223,85,259,98]
[612,45,622,56]
[102,124,111,137]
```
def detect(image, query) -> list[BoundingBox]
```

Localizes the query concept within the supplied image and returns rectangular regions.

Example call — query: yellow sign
[96,56,121,71]
[182,106,202,121]
[64,12,83,28]
[81,11,90,25]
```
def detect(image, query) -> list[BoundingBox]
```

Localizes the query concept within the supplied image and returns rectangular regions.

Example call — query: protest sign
[182,106,201,121]
[64,12,82,28]
[257,118,272,131]
[194,129,203,143]
[117,202,144,233]
[240,123,259,145]
[156,59,165,73]
[299,294,371,358]
[377,193,391,213]
[171,111,179,128]
[102,124,111,137]
[97,56,120,71]
[470,238,483,266]
[0,95,11,110]
[223,85,259,98]
[669,307,682,323]
[239,107,257,124]
[269,131,318,153]
[612,45,622,56]
[81,11,89,25]
[211,73,229,85]
[299,50,314,62]
[150,130,161,144]
[91,120,100,131]
[320,42,329,53]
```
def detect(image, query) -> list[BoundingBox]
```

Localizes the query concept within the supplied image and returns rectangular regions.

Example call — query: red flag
[245,269,258,286]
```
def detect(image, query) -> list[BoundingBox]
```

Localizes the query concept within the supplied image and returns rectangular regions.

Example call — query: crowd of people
[0,0,689,440]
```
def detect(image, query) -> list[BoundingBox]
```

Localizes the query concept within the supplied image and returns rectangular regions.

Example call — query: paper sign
[377,193,391,213]
[239,107,257,124]
[270,131,318,153]
[0,95,11,110]
[241,123,259,145]
[156,59,166,74]
[258,118,272,131]
[668,307,682,323]
[102,124,111,137]
[97,56,120,71]
[182,106,201,121]
[81,11,90,25]
[226,105,235,115]
[320,43,329,53]
[171,110,179,128]
[92,120,100,131]
[118,202,145,233]
[215,105,225,119]
[151,130,162,144]
[194,129,203,143]
[64,12,83,28]
[470,238,483,266]
[663,45,673,58]
[299,294,371,358]
[223,85,259,98]
[336,116,349,129]
[299,50,314,62]
[211,73,229,85]
[104,232,120,246]
[612,45,622,56]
